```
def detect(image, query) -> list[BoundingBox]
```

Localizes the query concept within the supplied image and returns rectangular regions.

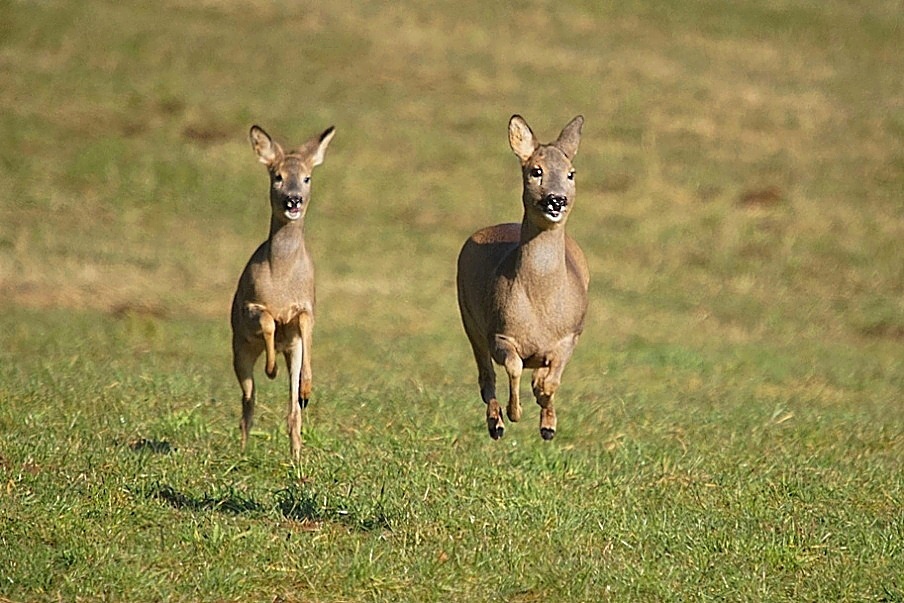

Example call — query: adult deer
[456,115,589,440]
[231,124,335,459]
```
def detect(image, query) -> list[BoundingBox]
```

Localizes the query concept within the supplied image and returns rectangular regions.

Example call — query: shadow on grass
[128,438,175,454]
[142,482,391,532]
[149,483,266,515]
[275,485,392,532]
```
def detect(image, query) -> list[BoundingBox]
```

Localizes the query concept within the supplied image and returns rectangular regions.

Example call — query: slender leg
[493,335,523,433]
[285,337,304,460]
[532,335,578,440]
[260,311,278,380]
[476,348,503,440]
[233,339,261,449]
[533,362,560,440]
[463,323,504,439]
[298,311,314,409]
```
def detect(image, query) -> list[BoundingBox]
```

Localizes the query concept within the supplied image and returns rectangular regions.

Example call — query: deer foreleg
[260,312,278,380]
[298,311,314,408]
[532,335,579,440]
[493,335,524,433]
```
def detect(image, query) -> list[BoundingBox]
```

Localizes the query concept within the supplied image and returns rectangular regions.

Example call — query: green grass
[1,0,902,601]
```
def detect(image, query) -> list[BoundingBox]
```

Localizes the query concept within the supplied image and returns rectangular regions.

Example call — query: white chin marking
[285,211,301,220]
[544,212,564,223]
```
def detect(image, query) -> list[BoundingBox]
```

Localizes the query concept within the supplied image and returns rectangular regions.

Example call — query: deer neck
[267,216,307,268]
[515,217,567,283]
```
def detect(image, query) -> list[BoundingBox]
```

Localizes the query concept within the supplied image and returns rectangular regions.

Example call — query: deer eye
[529,166,543,179]
[567,170,576,181]
[272,173,283,185]
[303,176,311,184]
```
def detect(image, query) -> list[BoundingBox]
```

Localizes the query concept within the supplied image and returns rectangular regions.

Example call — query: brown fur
[231,124,335,459]
[456,115,589,440]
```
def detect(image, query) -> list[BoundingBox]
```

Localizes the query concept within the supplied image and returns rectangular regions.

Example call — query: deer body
[231,124,335,459]
[457,115,588,440]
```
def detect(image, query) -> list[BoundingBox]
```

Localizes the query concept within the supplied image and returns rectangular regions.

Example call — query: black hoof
[488,423,505,440]
[266,368,278,380]
[299,397,309,409]
[540,428,556,441]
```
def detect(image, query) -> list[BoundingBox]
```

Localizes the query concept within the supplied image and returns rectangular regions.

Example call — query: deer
[456,114,589,441]
[230,123,335,460]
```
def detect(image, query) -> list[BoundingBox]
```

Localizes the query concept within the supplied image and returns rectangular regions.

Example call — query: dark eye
[567,170,576,181]
[303,176,311,184]
[273,173,283,184]
[530,166,543,179]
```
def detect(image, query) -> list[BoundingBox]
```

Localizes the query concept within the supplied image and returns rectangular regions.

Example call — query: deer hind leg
[285,336,304,460]
[478,349,505,440]
[479,353,504,440]
[493,335,524,435]
[463,326,503,439]
[232,339,261,449]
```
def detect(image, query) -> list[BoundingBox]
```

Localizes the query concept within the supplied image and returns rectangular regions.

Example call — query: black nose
[285,195,303,209]
[543,194,567,213]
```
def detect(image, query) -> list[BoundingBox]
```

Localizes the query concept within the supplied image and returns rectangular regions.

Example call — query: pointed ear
[554,115,584,160]
[249,125,282,166]
[508,115,537,163]
[309,126,336,167]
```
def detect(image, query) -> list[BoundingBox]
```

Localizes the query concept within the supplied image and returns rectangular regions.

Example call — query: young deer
[231,124,335,459]
[457,115,589,441]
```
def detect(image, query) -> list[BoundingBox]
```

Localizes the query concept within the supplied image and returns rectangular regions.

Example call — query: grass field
[1,0,902,601]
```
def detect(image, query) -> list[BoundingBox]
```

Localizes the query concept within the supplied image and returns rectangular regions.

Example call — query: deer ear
[310,126,336,167]
[555,115,584,160]
[508,115,537,163]
[250,125,282,166]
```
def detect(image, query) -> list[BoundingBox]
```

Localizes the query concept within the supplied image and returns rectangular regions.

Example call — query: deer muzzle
[284,195,304,220]
[540,194,568,222]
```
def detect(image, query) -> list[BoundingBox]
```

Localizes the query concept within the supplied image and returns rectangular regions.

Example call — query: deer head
[508,114,583,230]
[249,124,336,225]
